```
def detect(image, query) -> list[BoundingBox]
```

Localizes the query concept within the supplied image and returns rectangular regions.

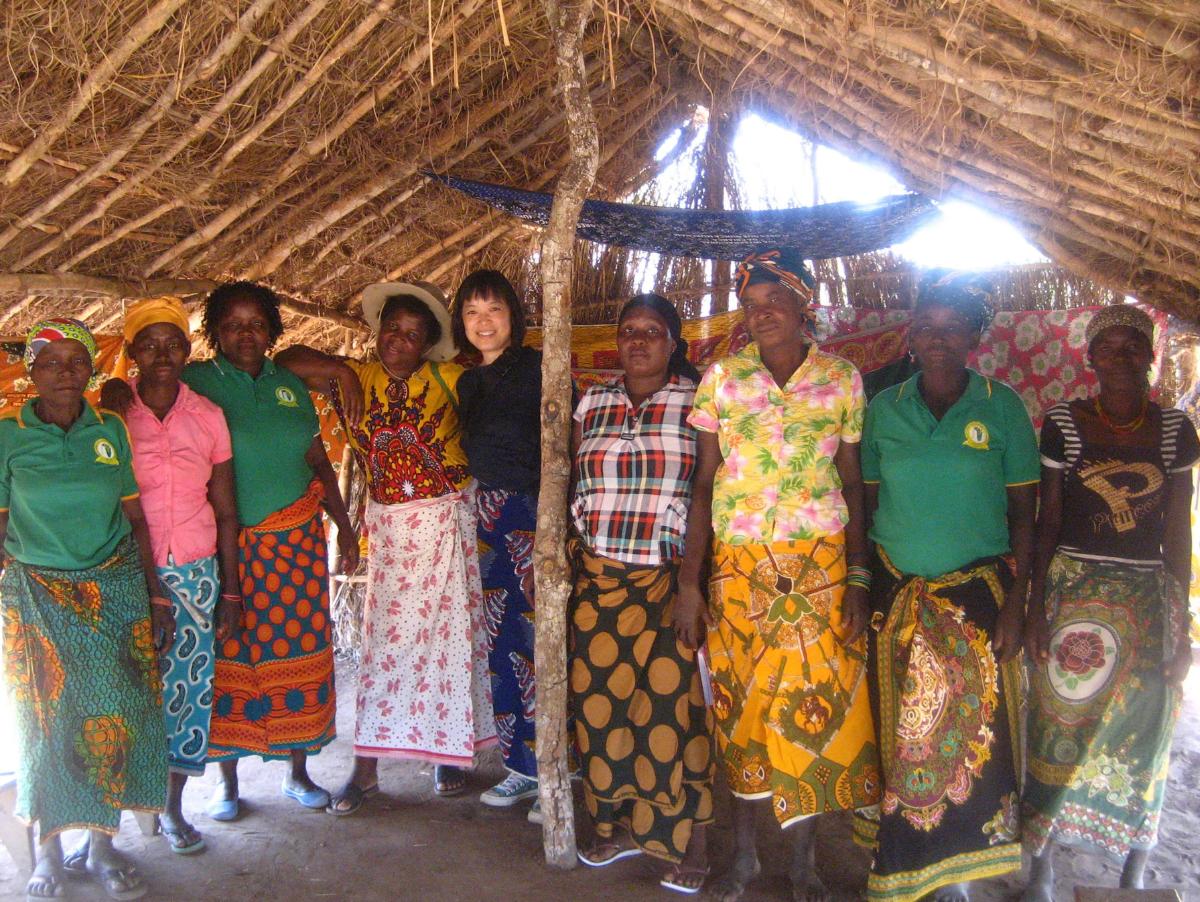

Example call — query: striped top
[1041,401,1200,565]
[571,375,697,566]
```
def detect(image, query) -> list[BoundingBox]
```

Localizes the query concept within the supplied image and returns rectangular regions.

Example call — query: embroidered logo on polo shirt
[963,421,990,450]
[275,386,299,408]
[93,438,119,465]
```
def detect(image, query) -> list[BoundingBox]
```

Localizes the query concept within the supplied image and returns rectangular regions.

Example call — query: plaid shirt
[571,375,697,566]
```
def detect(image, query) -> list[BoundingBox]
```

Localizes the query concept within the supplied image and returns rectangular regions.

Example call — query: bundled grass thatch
[0,0,1196,342]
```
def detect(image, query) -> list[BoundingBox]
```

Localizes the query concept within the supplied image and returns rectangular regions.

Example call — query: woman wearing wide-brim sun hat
[277,281,497,814]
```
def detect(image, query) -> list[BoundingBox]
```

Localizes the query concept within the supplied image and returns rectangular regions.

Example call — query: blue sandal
[206,794,239,822]
[282,781,331,809]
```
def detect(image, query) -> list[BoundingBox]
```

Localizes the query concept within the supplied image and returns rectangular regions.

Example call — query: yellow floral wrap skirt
[707,532,880,828]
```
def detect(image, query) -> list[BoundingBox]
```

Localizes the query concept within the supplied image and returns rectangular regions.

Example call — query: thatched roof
[1,0,1197,345]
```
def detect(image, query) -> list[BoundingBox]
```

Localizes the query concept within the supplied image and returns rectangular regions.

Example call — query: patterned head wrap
[915,269,996,333]
[1085,304,1155,348]
[734,248,816,304]
[123,295,190,345]
[24,317,98,377]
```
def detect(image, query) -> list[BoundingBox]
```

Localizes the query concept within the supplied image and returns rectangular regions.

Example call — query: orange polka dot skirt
[208,490,335,760]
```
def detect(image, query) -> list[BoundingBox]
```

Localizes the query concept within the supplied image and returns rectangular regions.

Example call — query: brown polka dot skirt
[570,541,714,863]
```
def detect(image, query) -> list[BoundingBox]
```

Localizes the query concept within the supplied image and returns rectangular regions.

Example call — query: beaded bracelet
[149,595,173,609]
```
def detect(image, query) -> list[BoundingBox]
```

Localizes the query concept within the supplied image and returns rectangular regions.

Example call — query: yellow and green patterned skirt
[1,535,168,841]
[707,532,880,828]
[1024,552,1184,860]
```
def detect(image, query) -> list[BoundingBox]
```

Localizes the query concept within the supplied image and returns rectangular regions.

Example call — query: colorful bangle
[220,593,242,601]
[846,565,872,590]
[149,595,173,609]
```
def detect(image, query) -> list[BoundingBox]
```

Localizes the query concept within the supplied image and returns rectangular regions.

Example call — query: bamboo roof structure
[1,0,1197,346]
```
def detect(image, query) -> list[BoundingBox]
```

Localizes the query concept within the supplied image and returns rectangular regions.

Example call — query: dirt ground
[2,661,1197,902]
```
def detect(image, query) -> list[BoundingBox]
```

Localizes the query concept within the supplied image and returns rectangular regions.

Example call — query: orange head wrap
[123,296,191,345]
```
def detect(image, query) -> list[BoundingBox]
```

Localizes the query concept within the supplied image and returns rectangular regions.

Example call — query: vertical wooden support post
[534,0,598,870]
[326,332,355,577]
[704,107,731,313]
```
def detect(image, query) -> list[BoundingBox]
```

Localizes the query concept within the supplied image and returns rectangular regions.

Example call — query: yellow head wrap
[123,296,191,345]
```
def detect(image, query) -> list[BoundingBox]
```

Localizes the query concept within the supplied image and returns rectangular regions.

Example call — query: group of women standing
[3,284,359,901]
[857,282,1195,902]
[1,249,1194,902]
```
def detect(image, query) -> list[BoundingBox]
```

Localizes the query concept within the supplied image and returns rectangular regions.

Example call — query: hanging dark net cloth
[427,172,939,260]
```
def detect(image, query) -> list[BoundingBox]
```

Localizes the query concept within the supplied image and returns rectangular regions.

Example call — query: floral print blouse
[688,342,864,545]
[340,359,470,505]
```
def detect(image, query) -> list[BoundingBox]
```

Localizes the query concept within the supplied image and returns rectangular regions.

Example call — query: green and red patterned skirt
[1,535,168,840]
[859,549,1023,902]
[1024,552,1185,859]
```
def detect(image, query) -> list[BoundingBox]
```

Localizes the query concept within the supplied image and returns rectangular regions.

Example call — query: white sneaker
[479,773,539,807]
[526,799,543,825]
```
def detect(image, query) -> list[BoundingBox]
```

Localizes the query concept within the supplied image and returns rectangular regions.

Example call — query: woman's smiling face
[377,308,431,374]
[461,293,512,361]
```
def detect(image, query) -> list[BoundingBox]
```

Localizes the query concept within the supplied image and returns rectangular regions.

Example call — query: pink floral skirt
[353,491,497,764]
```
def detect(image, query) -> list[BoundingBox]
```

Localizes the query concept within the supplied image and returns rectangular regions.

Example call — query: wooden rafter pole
[0,274,217,300]
[0,0,277,256]
[0,273,366,332]
[704,105,731,314]
[0,0,187,188]
[534,0,598,869]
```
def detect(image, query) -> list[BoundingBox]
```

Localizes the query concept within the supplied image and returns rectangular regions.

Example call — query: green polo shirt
[0,400,139,569]
[862,369,1039,578]
[182,354,319,527]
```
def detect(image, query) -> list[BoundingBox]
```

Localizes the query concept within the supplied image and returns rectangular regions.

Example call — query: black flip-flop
[433,765,467,796]
[325,782,379,817]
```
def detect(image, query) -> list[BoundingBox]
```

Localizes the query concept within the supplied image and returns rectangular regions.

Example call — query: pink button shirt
[125,379,233,567]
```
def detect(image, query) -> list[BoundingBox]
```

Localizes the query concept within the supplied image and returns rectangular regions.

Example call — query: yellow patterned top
[688,342,864,544]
